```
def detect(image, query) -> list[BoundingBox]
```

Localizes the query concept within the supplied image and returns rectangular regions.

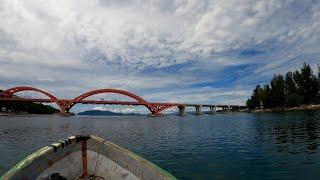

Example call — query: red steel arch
[73,89,148,103]
[0,86,66,112]
[0,86,180,114]
[63,89,150,113]
[147,104,177,114]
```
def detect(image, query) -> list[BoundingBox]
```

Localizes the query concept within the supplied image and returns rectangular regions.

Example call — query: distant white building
[260,101,264,109]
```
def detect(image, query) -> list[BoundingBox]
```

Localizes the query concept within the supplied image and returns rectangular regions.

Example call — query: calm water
[1,111,320,179]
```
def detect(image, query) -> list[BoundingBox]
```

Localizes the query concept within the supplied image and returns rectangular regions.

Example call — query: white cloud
[1,0,311,69]
[1,0,320,111]
[144,86,251,105]
[92,106,148,114]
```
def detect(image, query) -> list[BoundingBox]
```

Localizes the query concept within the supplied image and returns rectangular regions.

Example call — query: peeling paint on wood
[1,135,176,180]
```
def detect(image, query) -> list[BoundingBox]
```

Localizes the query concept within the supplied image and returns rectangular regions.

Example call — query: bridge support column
[195,105,202,115]
[178,106,186,116]
[58,108,75,116]
[222,106,226,112]
[234,106,239,112]
[209,106,216,114]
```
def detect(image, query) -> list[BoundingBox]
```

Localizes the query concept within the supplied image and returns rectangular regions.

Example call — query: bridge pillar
[178,106,186,116]
[195,105,202,115]
[58,107,74,116]
[222,106,226,112]
[209,106,216,114]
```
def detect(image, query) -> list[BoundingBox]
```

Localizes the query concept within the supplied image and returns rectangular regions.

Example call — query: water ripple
[0,111,320,178]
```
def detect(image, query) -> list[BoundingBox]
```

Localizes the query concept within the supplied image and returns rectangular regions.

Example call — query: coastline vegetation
[0,90,59,114]
[246,63,320,110]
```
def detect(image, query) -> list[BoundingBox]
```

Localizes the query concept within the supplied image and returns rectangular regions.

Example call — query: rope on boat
[88,139,106,180]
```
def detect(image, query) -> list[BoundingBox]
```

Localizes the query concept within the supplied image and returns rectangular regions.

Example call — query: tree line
[246,63,320,109]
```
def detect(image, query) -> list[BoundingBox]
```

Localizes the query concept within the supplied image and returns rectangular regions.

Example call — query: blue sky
[0,0,320,113]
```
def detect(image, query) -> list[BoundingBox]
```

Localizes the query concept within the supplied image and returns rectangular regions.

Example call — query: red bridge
[0,86,246,115]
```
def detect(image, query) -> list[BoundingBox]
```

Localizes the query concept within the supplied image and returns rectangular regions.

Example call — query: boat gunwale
[1,135,177,180]
[92,135,176,180]
[1,146,52,180]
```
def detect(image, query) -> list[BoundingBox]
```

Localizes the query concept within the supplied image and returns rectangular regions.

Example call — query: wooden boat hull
[1,135,176,180]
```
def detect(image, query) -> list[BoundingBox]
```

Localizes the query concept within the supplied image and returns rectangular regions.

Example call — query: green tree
[287,94,303,107]
[246,85,265,109]
[251,85,261,108]
[284,71,302,107]
[293,63,318,104]
[246,98,254,109]
[285,72,297,95]
[246,63,319,109]
[270,75,286,108]
[263,84,271,108]
[317,65,320,102]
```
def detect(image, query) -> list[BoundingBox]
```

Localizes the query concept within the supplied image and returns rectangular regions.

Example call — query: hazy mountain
[77,110,143,116]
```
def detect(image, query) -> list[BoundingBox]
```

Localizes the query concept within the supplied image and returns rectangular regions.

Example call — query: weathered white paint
[37,151,138,180]
[37,151,82,179]
[2,135,176,180]
[87,150,139,180]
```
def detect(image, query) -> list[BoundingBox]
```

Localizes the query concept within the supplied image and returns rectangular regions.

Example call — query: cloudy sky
[1,0,320,113]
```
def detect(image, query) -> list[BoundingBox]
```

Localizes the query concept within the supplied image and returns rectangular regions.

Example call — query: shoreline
[0,111,60,116]
[251,104,320,113]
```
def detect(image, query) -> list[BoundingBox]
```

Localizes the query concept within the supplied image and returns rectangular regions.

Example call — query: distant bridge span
[0,86,246,115]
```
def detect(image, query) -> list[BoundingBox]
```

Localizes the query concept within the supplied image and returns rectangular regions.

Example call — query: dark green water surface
[1,111,320,179]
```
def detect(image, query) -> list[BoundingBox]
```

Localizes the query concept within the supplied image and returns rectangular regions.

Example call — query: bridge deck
[0,97,245,108]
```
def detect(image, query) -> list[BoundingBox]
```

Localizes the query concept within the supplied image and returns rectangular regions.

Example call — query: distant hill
[0,89,59,114]
[77,110,143,116]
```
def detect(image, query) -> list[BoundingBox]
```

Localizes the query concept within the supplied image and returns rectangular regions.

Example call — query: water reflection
[253,112,320,155]
[0,111,320,179]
